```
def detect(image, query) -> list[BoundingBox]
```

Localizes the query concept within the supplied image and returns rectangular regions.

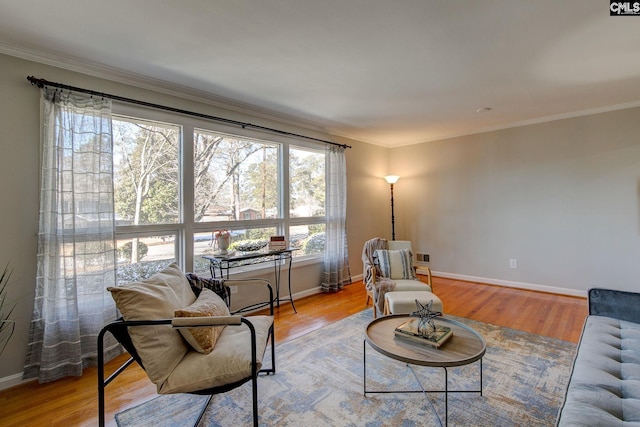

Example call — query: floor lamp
[384,175,399,240]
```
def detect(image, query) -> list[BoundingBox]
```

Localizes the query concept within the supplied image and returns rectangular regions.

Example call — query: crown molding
[473,101,640,137]
[385,100,640,148]
[4,42,638,150]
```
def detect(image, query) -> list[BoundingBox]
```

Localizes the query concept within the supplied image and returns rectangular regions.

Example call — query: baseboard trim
[350,273,363,283]
[432,271,587,297]
[292,286,323,300]
[353,269,585,297]
[0,372,34,392]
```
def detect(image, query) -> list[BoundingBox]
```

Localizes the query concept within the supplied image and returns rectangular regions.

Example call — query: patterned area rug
[115,309,576,426]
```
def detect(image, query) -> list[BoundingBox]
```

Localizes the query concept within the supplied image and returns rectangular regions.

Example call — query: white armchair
[362,238,433,317]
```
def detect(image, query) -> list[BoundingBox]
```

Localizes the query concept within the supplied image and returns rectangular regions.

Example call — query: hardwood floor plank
[0,277,587,426]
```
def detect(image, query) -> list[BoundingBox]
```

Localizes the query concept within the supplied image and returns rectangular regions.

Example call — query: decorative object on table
[384,175,399,240]
[394,299,451,348]
[234,240,268,253]
[268,235,287,252]
[212,230,231,254]
[410,299,442,334]
[394,318,452,348]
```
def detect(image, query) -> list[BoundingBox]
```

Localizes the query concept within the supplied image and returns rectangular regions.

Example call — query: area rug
[115,309,577,426]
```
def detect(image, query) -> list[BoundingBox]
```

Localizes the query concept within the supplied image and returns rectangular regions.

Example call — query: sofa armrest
[588,288,640,323]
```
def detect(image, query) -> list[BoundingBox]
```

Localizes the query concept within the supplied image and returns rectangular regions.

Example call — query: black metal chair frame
[98,278,275,427]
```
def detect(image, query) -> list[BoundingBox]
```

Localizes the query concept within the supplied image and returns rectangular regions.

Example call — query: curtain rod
[26,76,351,150]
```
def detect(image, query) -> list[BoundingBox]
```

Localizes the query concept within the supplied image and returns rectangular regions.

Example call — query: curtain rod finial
[27,76,45,88]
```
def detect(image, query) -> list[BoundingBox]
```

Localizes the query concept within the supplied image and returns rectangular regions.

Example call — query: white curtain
[321,145,351,291]
[23,88,121,383]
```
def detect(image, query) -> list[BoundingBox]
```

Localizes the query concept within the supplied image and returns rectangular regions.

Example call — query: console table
[203,249,296,313]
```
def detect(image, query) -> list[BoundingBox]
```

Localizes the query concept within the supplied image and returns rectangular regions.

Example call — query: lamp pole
[384,175,400,241]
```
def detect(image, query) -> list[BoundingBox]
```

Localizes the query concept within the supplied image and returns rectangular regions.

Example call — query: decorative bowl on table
[234,240,268,253]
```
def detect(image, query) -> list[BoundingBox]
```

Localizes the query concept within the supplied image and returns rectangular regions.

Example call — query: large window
[111,109,327,281]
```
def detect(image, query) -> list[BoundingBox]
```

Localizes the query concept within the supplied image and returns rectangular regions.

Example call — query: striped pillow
[374,249,417,280]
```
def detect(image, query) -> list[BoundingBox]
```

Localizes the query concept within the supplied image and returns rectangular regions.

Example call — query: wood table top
[365,315,486,367]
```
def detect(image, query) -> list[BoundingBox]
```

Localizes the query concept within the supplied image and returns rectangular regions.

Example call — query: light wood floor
[0,277,587,426]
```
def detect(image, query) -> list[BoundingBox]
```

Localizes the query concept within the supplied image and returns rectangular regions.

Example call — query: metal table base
[363,339,483,427]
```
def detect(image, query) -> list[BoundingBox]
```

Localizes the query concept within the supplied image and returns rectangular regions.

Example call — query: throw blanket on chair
[185,273,231,307]
[362,237,396,314]
[373,278,396,314]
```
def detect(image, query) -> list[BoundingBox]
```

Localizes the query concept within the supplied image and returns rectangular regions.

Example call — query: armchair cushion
[393,279,432,293]
[175,288,230,354]
[375,248,417,280]
[161,315,274,394]
[108,263,195,387]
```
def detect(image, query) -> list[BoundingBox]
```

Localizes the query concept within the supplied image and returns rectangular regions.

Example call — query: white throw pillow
[374,248,417,280]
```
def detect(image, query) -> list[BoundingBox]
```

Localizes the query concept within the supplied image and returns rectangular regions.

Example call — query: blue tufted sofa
[556,288,640,426]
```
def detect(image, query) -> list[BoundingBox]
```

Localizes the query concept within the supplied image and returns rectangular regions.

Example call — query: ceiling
[1,0,639,147]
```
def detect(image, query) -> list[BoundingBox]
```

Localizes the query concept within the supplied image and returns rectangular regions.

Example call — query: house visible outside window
[112,108,327,283]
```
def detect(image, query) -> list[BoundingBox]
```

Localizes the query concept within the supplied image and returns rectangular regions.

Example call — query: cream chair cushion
[393,279,432,293]
[384,291,443,315]
[161,315,274,394]
[108,263,195,388]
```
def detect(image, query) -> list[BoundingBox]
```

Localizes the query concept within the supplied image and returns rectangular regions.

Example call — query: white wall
[0,54,41,388]
[392,108,640,296]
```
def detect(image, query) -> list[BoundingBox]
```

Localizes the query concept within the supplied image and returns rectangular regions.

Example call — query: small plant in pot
[0,264,18,356]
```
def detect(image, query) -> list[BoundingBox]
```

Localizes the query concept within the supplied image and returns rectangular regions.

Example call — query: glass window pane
[116,235,176,284]
[193,231,216,275]
[113,116,180,226]
[290,223,325,256]
[229,227,277,252]
[193,227,278,275]
[290,147,325,218]
[194,130,279,222]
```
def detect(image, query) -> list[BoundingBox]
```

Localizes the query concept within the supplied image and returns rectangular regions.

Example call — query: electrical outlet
[509,259,517,269]
[229,285,238,294]
[416,253,430,263]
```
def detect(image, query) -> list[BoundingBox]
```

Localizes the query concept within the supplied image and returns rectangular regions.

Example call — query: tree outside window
[111,114,329,280]
[194,130,278,224]
[112,116,180,282]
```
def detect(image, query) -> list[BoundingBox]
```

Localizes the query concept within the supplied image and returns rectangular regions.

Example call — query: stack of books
[268,235,287,252]
[394,318,453,348]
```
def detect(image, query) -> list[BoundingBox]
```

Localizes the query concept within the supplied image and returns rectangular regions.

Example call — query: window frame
[112,103,327,277]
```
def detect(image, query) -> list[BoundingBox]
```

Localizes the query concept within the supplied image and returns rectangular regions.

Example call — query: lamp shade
[384,175,400,184]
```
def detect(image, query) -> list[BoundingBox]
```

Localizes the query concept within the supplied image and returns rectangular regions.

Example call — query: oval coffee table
[364,315,486,426]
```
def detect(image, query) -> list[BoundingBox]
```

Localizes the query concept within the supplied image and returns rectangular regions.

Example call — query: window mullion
[281,143,290,240]
[182,124,195,272]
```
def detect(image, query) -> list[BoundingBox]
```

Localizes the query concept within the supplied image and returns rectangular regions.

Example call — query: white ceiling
[1,0,639,147]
